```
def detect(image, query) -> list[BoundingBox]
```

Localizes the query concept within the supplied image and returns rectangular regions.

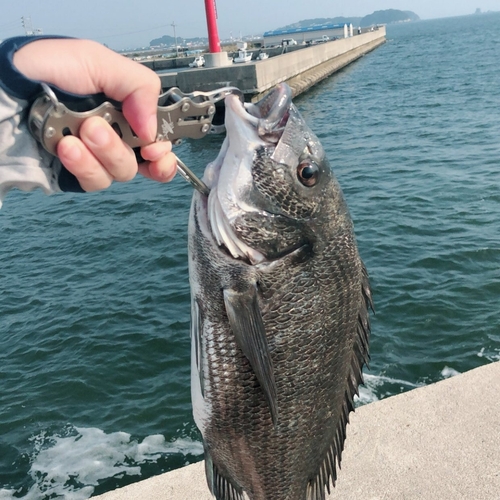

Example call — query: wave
[477,347,500,362]
[355,372,424,407]
[0,426,203,500]
[355,365,467,407]
[440,366,460,378]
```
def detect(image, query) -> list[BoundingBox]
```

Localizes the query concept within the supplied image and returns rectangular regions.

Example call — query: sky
[0,0,498,50]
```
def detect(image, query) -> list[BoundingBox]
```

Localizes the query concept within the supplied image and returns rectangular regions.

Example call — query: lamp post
[171,22,178,57]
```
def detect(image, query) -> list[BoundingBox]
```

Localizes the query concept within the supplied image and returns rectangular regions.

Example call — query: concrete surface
[204,52,232,68]
[93,361,500,500]
[156,28,386,100]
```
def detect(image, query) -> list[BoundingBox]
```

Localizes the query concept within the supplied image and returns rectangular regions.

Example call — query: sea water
[1,12,499,498]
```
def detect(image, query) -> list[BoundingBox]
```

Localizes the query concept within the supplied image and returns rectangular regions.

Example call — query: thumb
[14,38,161,142]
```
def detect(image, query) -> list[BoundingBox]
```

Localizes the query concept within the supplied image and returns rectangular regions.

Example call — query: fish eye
[297,161,319,187]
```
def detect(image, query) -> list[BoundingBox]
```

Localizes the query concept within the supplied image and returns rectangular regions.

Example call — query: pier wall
[159,28,386,100]
[252,28,386,99]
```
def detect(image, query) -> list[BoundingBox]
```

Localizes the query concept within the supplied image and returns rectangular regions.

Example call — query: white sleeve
[0,87,62,208]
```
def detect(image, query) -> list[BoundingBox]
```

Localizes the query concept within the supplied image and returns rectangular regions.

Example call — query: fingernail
[147,115,157,142]
[87,123,110,147]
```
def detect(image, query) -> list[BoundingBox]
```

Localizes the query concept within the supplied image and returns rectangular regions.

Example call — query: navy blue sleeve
[0,35,84,192]
[0,36,111,107]
[0,35,70,100]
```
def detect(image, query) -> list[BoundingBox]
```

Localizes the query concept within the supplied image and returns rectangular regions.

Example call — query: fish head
[202,83,350,265]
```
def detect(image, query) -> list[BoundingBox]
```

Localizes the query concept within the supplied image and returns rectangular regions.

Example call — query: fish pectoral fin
[223,285,278,426]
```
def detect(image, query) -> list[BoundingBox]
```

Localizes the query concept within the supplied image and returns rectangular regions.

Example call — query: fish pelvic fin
[223,284,279,426]
[205,446,245,500]
[307,262,373,499]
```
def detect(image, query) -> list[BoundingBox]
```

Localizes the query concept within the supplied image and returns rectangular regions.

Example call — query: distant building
[262,23,347,47]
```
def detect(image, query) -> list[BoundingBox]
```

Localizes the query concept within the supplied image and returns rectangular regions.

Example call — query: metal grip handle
[28,84,244,196]
[29,85,245,156]
[29,96,137,156]
[28,96,218,156]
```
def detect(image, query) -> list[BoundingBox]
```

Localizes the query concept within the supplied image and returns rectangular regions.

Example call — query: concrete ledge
[93,361,500,499]
[157,28,386,100]
[250,29,385,99]
[274,36,385,100]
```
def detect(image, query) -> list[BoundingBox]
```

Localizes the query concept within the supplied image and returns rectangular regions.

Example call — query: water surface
[1,13,499,498]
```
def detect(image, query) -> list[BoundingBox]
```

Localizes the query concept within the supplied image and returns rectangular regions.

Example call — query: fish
[188,83,373,500]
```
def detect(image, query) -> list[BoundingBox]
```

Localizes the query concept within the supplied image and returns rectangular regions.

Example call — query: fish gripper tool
[28,83,244,195]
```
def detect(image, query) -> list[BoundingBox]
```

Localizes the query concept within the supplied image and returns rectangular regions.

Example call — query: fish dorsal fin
[307,264,373,500]
[205,446,245,500]
[223,284,279,426]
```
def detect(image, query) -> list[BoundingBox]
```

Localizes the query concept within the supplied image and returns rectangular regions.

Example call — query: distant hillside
[361,9,419,25]
[149,34,208,47]
[277,9,419,31]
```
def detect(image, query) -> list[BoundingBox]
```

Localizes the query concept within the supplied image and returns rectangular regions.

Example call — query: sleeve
[0,36,84,208]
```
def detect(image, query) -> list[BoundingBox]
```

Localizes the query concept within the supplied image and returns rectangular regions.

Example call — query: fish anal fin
[223,284,278,426]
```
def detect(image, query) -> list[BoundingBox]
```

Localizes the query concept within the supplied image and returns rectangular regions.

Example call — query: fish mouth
[226,83,293,145]
[246,83,293,144]
[202,84,294,266]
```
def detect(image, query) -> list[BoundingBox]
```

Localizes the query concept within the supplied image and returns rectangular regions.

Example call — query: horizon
[1,2,499,51]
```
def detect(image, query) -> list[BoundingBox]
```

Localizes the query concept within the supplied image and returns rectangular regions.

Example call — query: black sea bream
[188,83,373,500]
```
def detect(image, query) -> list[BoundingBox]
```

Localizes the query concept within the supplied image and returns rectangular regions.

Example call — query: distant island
[277,9,420,32]
[149,9,419,47]
[362,9,419,25]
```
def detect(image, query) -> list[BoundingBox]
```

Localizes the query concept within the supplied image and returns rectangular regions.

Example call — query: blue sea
[1,13,499,499]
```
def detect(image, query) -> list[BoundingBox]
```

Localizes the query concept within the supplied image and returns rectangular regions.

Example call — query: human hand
[14,38,177,191]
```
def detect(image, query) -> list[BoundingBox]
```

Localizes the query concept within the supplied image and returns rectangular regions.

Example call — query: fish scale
[188,83,372,500]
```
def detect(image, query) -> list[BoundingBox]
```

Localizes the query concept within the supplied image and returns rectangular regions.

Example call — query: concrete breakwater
[93,361,500,499]
[153,28,386,101]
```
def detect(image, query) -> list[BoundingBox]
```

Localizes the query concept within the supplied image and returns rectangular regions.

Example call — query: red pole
[204,0,221,53]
